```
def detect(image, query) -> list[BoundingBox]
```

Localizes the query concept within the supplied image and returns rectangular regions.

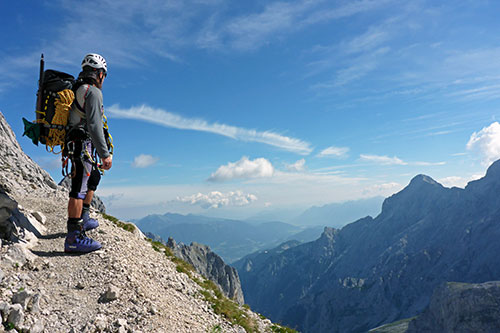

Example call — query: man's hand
[101,155,113,170]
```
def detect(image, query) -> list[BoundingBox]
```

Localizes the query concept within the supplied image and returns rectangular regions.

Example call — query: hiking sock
[67,218,83,233]
[82,203,91,217]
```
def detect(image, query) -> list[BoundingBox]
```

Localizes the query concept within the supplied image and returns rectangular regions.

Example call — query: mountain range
[134,213,321,263]
[292,196,384,228]
[234,163,500,332]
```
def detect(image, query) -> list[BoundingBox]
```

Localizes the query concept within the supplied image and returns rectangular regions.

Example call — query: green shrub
[270,325,298,333]
[103,213,136,233]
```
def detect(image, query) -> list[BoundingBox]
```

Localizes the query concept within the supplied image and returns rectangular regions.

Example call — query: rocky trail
[0,111,277,332]
[2,191,270,332]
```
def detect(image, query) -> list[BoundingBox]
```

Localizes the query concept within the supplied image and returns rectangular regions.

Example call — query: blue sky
[2,0,500,220]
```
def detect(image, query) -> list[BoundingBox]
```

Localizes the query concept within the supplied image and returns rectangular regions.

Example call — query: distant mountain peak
[320,226,336,240]
[408,174,441,188]
[485,159,500,180]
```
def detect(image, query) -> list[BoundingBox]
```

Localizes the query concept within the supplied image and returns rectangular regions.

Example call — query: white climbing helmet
[81,53,107,73]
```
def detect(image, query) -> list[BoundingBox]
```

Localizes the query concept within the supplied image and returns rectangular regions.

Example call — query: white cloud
[413,161,446,166]
[99,193,125,208]
[362,182,401,197]
[132,154,159,168]
[466,122,500,166]
[286,159,306,172]
[108,104,312,155]
[438,176,467,189]
[359,154,407,165]
[317,146,350,158]
[177,190,258,209]
[208,157,274,182]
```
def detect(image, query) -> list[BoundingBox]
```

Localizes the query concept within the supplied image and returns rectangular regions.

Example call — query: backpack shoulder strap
[73,83,91,118]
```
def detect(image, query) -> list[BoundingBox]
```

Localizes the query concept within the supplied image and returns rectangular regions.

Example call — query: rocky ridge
[166,237,245,305]
[0,111,278,332]
[407,281,500,332]
[235,160,500,332]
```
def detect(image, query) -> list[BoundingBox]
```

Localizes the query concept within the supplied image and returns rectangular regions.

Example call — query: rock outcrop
[235,161,500,332]
[0,113,57,196]
[407,281,500,332]
[0,111,278,332]
[166,237,245,305]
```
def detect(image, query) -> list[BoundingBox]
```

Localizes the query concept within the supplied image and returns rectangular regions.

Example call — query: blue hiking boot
[64,231,102,253]
[82,212,99,231]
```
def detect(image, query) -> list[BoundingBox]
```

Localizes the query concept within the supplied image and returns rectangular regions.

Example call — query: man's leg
[83,190,94,206]
[81,166,101,230]
[65,140,101,253]
[68,197,83,219]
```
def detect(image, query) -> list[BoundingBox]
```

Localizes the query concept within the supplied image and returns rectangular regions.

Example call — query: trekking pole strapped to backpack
[23,54,76,153]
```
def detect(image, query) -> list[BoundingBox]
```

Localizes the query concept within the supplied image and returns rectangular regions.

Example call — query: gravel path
[1,190,269,332]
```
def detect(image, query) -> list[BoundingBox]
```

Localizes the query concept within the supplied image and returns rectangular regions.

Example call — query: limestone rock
[28,293,41,314]
[407,281,500,332]
[12,290,33,310]
[167,237,245,305]
[0,112,57,196]
[8,304,24,329]
[99,285,120,303]
[0,302,9,320]
[3,243,36,267]
[30,320,44,333]
[31,211,46,225]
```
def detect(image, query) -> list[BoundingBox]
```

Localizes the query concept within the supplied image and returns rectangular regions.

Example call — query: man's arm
[84,87,110,160]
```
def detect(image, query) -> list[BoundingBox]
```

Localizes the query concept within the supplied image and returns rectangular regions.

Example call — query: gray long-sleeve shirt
[68,84,110,159]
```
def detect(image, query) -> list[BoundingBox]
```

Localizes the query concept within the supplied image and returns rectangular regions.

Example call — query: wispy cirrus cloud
[359,154,407,165]
[359,154,446,166]
[107,104,312,154]
[359,154,445,167]
[199,0,395,51]
[317,146,350,158]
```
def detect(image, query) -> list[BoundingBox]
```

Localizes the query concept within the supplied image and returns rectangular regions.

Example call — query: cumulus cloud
[177,190,258,209]
[359,154,407,165]
[108,104,312,155]
[466,122,500,165]
[286,159,306,172]
[208,157,274,182]
[132,154,159,168]
[317,146,350,158]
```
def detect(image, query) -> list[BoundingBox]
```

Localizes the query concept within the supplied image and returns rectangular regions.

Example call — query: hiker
[64,53,112,253]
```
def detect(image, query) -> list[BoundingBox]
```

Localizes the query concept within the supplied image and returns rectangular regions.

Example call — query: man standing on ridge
[64,53,112,253]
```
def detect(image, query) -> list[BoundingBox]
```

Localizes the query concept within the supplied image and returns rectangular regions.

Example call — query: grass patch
[270,325,298,333]
[3,322,15,330]
[209,324,222,333]
[102,213,136,233]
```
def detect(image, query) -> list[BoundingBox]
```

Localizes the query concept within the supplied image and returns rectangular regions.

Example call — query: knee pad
[87,168,101,191]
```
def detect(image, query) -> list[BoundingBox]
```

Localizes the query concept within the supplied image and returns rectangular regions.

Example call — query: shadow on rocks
[39,232,66,240]
[30,250,88,257]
